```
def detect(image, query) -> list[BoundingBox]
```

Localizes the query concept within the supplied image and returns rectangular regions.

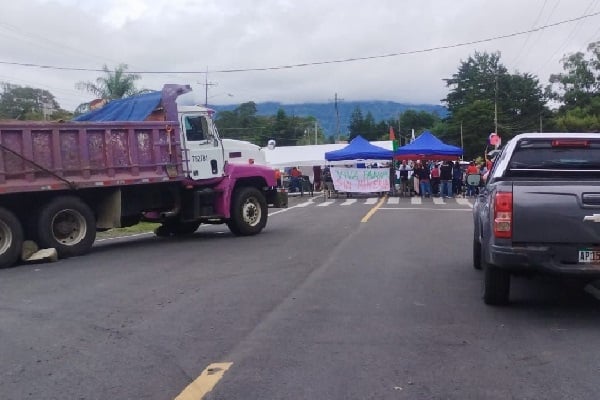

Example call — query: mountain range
[209,101,448,137]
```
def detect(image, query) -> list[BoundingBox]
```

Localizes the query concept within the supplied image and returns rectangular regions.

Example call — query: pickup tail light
[494,192,512,239]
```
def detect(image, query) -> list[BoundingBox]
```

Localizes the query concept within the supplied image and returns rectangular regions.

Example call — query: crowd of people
[394,158,491,198]
[279,156,493,199]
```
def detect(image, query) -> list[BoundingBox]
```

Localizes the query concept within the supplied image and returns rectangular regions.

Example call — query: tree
[399,110,438,138]
[0,83,70,120]
[546,41,600,131]
[443,51,547,158]
[75,64,147,113]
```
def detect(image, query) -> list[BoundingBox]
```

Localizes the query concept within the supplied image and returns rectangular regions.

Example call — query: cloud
[1,0,599,111]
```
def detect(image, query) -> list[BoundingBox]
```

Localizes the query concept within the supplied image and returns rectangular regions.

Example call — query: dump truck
[0,84,286,268]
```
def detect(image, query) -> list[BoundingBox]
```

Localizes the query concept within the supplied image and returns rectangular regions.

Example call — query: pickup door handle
[582,193,600,205]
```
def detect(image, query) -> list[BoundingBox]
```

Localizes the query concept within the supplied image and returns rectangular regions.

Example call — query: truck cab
[177,105,267,180]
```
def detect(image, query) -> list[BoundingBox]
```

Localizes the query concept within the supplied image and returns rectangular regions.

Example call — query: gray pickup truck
[473,132,600,305]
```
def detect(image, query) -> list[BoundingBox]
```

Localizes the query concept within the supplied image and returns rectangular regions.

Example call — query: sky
[1,0,600,111]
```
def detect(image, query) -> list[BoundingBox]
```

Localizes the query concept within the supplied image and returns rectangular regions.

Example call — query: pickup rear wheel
[0,207,23,268]
[472,231,482,270]
[227,187,267,236]
[483,264,510,305]
[36,196,96,258]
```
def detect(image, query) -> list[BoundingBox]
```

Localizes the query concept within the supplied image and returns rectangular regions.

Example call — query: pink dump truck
[0,84,286,268]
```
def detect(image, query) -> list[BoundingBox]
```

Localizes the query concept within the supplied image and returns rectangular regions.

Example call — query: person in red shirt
[290,167,302,193]
[466,161,480,197]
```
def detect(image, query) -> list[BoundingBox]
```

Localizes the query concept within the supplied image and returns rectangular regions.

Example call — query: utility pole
[494,73,498,135]
[539,115,543,133]
[331,93,343,142]
[460,121,464,160]
[315,120,318,145]
[202,66,217,106]
[398,112,401,145]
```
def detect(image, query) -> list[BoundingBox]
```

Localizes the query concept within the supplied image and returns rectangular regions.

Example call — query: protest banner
[331,167,390,193]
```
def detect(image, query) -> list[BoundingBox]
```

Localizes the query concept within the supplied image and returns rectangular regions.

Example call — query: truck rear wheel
[227,187,267,236]
[36,196,96,258]
[483,264,510,305]
[0,207,23,268]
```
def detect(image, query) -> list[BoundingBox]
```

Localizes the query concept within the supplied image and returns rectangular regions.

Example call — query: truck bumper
[489,244,600,277]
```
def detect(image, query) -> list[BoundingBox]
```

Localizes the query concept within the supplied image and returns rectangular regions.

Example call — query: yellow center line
[174,362,233,400]
[361,195,387,223]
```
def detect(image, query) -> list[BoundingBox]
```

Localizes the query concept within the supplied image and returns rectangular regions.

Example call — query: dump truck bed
[0,121,183,194]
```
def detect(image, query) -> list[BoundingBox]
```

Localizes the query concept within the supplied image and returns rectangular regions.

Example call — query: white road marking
[365,198,378,205]
[410,197,422,205]
[432,197,445,205]
[318,201,335,207]
[387,197,400,205]
[341,199,357,206]
[455,198,473,208]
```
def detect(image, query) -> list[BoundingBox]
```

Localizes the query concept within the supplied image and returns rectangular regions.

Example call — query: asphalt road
[1,193,600,400]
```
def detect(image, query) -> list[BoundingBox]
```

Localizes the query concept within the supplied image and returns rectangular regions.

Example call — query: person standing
[440,160,453,198]
[290,166,302,194]
[413,161,421,196]
[312,165,322,192]
[466,161,479,197]
[399,160,410,196]
[430,163,441,197]
[322,166,334,199]
[453,161,463,196]
[415,162,431,198]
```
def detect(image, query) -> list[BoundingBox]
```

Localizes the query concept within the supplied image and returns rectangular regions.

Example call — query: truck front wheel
[227,187,267,236]
[0,207,23,268]
[36,196,96,258]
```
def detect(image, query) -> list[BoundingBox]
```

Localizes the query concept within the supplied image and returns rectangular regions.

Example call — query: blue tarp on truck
[72,91,162,122]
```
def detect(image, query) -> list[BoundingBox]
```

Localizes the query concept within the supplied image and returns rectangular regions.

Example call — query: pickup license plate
[579,250,600,263]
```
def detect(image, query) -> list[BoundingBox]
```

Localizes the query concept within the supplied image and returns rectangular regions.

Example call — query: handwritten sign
[331,167,390,193]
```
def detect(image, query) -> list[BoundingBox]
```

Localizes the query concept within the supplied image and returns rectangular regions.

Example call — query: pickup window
[505,138,600,178]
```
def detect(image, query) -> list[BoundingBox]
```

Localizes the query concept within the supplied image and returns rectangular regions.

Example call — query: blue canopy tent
[394,131,462,160]
[325,135,393,161]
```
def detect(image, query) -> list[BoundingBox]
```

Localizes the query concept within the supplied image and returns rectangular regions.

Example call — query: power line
[510,0,548,67]
[539,0,599,69]
[1,10,600,76]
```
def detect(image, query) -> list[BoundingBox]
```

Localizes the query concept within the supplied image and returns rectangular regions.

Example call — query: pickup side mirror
[466,174,481,186]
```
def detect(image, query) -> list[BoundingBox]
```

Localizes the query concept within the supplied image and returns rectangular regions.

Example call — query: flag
[389,126,398,151]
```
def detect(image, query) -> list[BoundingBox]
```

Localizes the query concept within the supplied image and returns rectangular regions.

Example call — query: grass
[96,222,160,239]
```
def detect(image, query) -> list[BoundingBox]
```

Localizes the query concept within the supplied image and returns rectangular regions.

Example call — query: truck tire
[473,231,482,270]
[154,221,200,237]
[36,196,96,258]
[227,187,267,236]
[0,207,23,268]
[483,264,510,305]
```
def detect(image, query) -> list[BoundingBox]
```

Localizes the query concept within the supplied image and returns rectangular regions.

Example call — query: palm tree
[74,64,149,115]
[75,63,149,100]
